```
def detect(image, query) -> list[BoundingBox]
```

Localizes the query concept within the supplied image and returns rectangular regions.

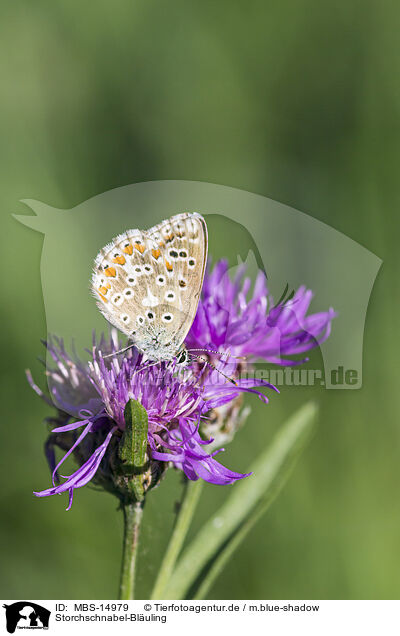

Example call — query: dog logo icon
[3,602,50,633]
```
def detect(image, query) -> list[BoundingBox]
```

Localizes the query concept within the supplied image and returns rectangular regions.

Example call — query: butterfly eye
[126,276,136,285]
[179,250,187,258]
[134,266,143,275]
[162,313,173,322]
[179,279,187,288]
[188,258,196,268]
[121,314,130,324]
[156,276,166,286]
[169,249,179,259]
[176,349,187,365]
[124,289,133,297]
[147,311,154,321]
[137,316,145,325]
[165,291,175,301]
[144,265,153,274]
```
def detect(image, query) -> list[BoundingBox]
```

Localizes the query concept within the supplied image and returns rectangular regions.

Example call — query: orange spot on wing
[152,249,161,259]
[105,267,116,277]
[135,244,145,254]
[112,255,126,265]
[98,292,108,303]
[165,259,173,272]
[98,285,109,295]
[123,244,133,255]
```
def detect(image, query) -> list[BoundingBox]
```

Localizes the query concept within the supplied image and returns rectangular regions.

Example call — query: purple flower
[186,260,335,366]
[29,332,276,509]
[29,262,335,509]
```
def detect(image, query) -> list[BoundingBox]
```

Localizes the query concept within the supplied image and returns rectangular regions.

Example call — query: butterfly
[91,212,208,364]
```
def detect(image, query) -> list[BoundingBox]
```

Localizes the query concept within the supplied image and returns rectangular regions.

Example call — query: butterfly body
[91,212,208,363]
[129,320,186,363]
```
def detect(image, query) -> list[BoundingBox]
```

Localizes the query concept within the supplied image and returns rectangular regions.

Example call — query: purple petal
[34,426,116,508]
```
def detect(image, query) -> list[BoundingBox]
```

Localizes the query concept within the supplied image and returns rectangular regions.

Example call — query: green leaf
[165,401,318,599]
[118,399,149,502]
[150,479,204,600]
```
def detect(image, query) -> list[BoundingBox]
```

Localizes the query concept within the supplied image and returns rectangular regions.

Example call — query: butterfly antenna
[187,348,246,360]
[185,354,215,390]
[189,354,238,386]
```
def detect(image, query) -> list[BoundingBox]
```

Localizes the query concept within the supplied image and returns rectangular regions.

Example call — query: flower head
[29,261,335,509]
[186,259,335,366]
[183,260,335,449]
[29,331,275,509]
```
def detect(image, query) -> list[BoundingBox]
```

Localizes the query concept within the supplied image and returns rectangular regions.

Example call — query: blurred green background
[1,0,398,599]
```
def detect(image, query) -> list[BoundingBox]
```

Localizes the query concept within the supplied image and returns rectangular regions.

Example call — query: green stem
[150,479,203,599]
[119,500,145,600]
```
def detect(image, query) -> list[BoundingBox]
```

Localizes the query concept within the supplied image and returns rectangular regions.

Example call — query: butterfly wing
[145,212,208,346]
[91,228,156,340]
[91,212,208,350]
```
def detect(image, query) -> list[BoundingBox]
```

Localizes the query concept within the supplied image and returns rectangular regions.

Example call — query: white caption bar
[1,600,399,635]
